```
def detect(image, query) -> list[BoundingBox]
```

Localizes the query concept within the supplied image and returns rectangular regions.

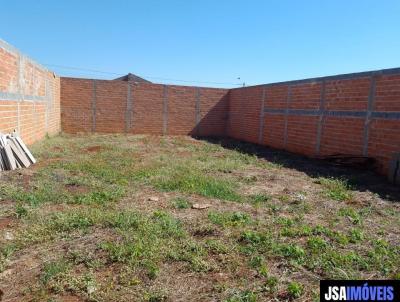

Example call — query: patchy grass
[208,211,252,227]
[171,196,192,209]
[41,259,71,285]
[315,177,353,201]
[155,166,241,201]
[224,290,258,302]
[0,134,399,301]
[247,193,272,206]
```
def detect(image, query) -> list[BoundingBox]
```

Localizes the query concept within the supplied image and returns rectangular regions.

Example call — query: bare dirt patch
[84,145,103,153]
[0,217,14,230]
[65,183,90,194]
[58,295,84,302]
[32,157,63,170]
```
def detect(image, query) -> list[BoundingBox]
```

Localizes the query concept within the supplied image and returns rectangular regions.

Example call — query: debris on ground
[0,132,36,171]
[4,231,14,241]
[292,193,306,203]
[148,196,160,202]
[192,203,211,210]
[320,154,376,169]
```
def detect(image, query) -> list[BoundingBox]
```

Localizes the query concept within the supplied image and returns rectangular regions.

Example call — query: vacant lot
[0,134,399,302]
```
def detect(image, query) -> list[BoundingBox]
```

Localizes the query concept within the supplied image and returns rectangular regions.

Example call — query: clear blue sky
[1,1,400,87]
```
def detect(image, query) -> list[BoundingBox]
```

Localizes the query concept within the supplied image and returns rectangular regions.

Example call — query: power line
[45,64,122,76]
[44,63,242,86]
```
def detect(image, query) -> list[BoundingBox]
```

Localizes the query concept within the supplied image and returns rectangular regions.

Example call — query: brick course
[0,39,60,145]
[228,69,400,178]
[61,78,229,137]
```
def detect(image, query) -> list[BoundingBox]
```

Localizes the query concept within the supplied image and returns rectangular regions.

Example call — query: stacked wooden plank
[0,132,36,171]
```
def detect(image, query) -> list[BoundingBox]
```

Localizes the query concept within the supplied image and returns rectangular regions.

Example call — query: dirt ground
[0,134,399,302]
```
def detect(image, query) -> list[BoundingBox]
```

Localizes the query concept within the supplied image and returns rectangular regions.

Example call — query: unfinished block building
[1,39,399,182]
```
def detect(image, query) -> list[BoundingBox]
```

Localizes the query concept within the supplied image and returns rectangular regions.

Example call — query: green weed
[249,255,268,277]
[263,276,278,293]
[248,193,271,205]
[41,259,70,285]
[338,207,362,225]
[316,177,352,201]
[15,204,29,218]
[208,211,251,227]
[287,282,303,299]
[307,236,328,252]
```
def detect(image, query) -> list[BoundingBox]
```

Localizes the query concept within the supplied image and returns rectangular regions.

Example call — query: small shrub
[307,236,328,252]
[287,282,303,298]
[349,229,364,243]
[276,244,305,263]
[264,276,278,293]
[240,230,269,245]
[0,244,17,273]
[275,216,295,227]
[15,204,28,218]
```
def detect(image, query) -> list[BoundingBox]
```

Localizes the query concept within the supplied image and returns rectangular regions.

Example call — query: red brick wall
[61,69,400,179]
[130,83,164,135]
[197,87,229,137]
[261,85,288,150]
[368,74,400,174]
[228,69,400,178]
[0,39,60,145]
[61,77,229,137]
[227,86,264,144]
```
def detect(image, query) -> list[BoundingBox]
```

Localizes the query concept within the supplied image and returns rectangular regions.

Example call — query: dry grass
[0,134,399,302]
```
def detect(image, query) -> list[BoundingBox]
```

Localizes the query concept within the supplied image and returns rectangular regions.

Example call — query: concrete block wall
[61,77,229,137]
[0,40,61,144]
[0,39,60,144]
[227,68,400,178]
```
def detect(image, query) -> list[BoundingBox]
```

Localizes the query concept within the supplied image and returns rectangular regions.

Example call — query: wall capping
[231,67,400,90]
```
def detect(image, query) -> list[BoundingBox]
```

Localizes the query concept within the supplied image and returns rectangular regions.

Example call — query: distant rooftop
[114,73,151,83]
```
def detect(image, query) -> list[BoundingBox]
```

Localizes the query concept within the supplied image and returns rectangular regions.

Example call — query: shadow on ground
[198,137,400,202]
